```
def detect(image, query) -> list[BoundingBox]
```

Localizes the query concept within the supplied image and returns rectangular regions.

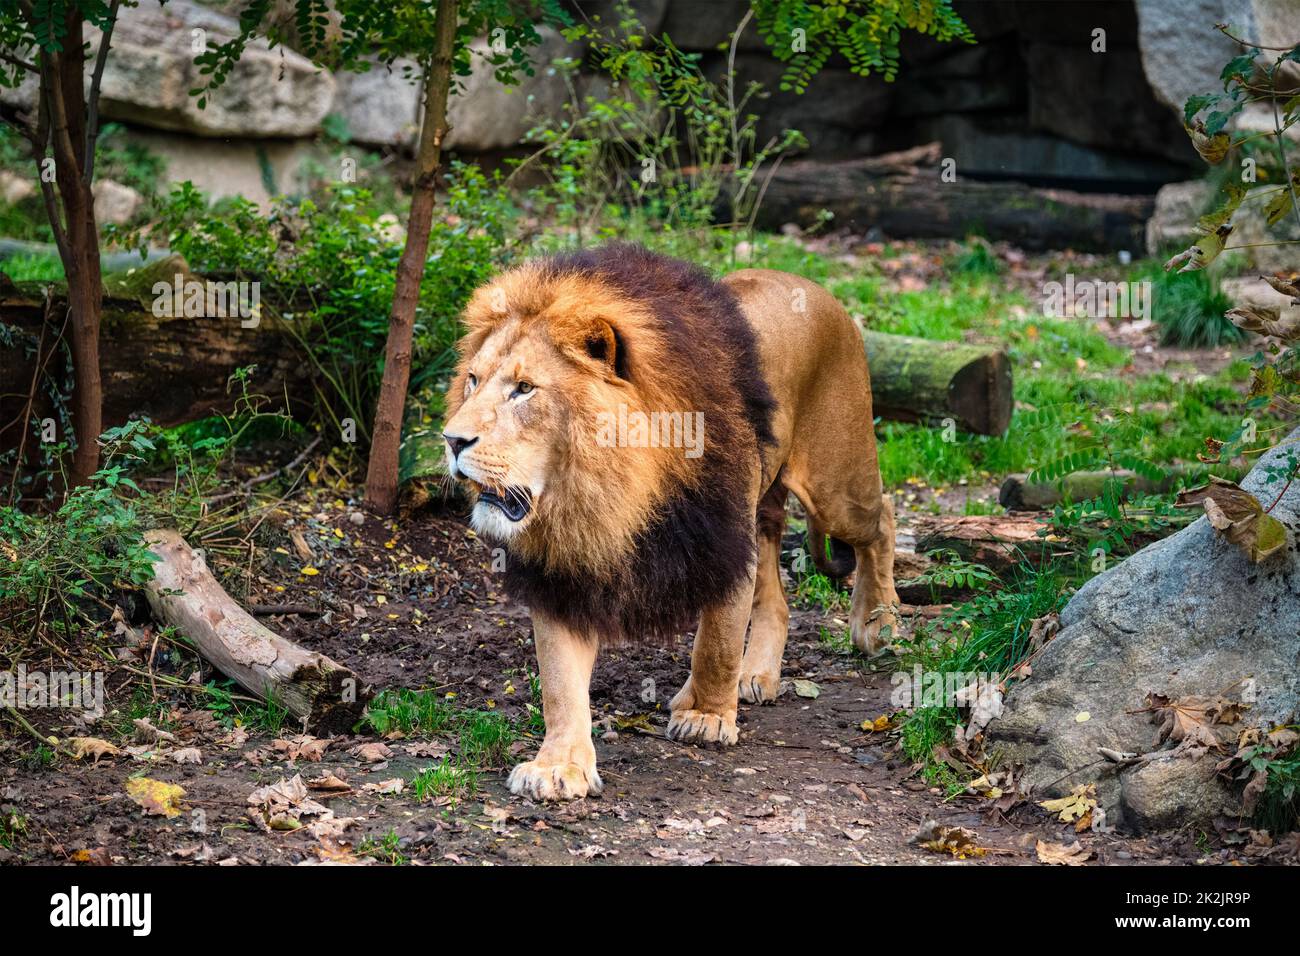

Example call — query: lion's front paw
[666,708,739,746]
[738,670,782,705]
[507,755,602,801]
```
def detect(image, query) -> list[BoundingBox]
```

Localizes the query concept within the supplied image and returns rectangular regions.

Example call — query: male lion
[443,244,899,800]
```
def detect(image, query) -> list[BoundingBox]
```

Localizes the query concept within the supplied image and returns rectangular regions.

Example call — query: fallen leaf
[125,777,186,818]
[911,821,986,859]
[792,679,820,699]
[349,742,393,764]
[66,737,121,763]
[1039,784,1097,824]
[1176,476,1287,563]
[1035,839,1094,866]
[171,747,202,765]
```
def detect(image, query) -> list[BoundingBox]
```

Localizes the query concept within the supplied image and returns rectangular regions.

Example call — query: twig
[205,435,322,505]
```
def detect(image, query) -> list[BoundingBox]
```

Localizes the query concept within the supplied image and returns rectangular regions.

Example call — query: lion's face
[443,320,573,543]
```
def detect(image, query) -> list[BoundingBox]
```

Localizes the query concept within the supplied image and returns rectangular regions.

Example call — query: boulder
[658,0,765,52]
[1144,179,1213,255]
[1,0,334,138]
[1135,0,1253,115]
[986,428,1300,831]
[124,129,317,207]
[91,179,144,225]
[708,54,892,156]
[1146,178,1300,272]
[572,0,670,35]
[332,60,422,148]
[97,1,334,138]
[443,27,585,152]
[906,114,1191,187]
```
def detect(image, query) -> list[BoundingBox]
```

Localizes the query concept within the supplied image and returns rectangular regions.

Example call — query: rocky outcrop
[99,1,333,138]
[0,1,333,138]
[443,27,584,152]
[986,429,1300,831]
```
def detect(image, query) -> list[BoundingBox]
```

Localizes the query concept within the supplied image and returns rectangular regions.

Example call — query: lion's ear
[557,318,628,379]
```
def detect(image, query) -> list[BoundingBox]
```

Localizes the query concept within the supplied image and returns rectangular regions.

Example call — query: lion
[442,244,900,800]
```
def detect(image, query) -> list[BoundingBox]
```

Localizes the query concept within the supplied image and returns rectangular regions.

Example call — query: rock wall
[1,0,1287,227]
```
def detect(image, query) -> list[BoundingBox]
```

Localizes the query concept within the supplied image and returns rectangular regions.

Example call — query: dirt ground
[0,497,1249,867]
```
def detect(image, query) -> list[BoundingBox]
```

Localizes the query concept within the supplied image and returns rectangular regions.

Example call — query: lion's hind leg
[785,466,900,657]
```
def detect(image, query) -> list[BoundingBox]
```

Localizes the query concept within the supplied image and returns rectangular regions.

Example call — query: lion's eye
[466,373,478,392]
[513,381,534,397]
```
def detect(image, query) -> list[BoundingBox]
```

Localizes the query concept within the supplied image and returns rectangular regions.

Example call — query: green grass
[895,563,1073,787]
[814,268,1270,489]
[356,829,408,865]
[362,687,518,765]
[410,756,479,802]
[199,680,289,735]
[0,251,63,281]
[0,810,29,850]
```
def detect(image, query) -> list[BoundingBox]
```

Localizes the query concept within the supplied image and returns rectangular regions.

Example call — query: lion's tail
[808,526,857,579]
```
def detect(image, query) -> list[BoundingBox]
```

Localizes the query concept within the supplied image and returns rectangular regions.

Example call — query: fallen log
[911,514,1065,572]
[0,256,308,437]
[999,466,1204,511]
[142,529,368,732]
[864,331,1012,436]
[753,143,1152,252]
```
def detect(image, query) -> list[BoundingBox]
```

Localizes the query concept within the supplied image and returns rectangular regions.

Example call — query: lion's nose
[444,433,478,459]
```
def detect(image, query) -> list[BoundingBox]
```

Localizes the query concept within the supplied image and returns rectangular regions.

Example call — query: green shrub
[1132,259,1241,348]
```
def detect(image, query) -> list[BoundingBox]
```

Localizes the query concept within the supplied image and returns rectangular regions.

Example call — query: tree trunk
[863,330,1013,436]
[36,10,105,488]
[142,529,369,732]
[754,144,1153,252]
[363,0,459,516]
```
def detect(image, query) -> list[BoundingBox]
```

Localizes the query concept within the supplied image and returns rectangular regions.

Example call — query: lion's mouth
[477,486,532,522]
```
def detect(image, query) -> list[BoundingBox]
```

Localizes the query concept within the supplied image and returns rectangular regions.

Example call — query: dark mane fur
[502,244,777,643]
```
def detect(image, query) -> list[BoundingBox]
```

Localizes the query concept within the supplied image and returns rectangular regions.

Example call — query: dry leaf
[1035,839,1094,866]
[125,777,186,818]
[791,679,820,699]
[1039,784,1097,824]
[349,741,393,763]
[171,747,202,765]
[66,737,121,763]
[1175,476,1287,563]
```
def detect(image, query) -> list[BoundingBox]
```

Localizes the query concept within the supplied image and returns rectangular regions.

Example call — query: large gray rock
[0,0,333,137]
[1144,179,1213,255]
[443,27,584,152]
[1022,40,1197,166]
[1146,178,1300,272]
[124,129,316,207]
[97,1,334,138]
[332,60,422,148]
[1136,0,1259,115]
[987,429,1300,831]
